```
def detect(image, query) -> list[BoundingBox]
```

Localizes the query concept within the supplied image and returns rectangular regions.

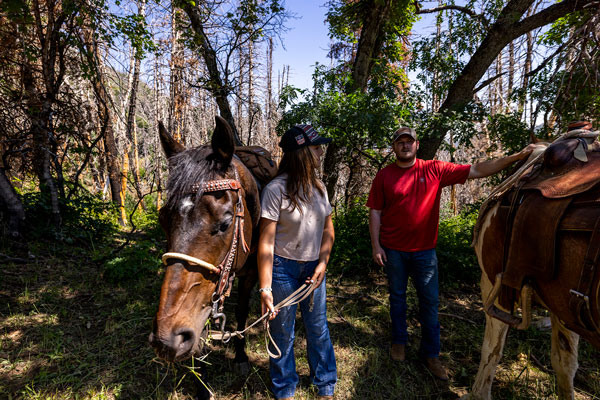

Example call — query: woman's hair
[277,146,325,211]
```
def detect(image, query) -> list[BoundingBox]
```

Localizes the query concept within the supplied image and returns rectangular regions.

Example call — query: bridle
[161,168,250,339]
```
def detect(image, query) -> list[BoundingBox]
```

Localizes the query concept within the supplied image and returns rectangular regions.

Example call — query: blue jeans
[384,247,440,358]
[268,255,337,399]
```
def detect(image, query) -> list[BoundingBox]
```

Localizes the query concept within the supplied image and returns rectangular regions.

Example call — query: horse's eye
[212,214,232,235]
[219,220,231,232]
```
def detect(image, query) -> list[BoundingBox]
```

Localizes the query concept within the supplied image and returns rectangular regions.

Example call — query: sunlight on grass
[2,230,599,399]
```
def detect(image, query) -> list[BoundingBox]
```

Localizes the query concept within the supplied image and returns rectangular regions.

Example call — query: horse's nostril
[174,328,195,352]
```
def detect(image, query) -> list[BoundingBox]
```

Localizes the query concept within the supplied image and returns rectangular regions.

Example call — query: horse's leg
[233,257,258,374]
[467,275,510,400]
[550,313,579,400]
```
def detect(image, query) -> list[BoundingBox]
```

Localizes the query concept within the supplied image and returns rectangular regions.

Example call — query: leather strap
[569,214,600,333]
[190,179,241,194]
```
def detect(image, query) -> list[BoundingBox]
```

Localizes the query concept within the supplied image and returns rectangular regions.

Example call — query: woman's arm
[308,214,335,288]
[258,217,278,319]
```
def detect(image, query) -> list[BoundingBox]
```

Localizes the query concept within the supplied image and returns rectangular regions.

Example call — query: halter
[161,168,250,338]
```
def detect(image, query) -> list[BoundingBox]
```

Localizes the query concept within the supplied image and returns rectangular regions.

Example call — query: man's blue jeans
[383,247,440,358]
[268,255,337,399]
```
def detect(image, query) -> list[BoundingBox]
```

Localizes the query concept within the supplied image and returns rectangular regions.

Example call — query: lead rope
[209,282,316,359]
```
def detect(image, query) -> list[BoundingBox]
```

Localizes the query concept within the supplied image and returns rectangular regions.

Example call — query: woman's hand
[307,262,327,288]
[260,290,278,320]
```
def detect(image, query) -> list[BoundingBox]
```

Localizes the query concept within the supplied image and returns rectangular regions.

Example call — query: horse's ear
[159,121,185,158]
[211,116,235,167]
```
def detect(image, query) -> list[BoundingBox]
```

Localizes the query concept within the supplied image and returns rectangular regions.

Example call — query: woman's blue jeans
[268,255,337,399]
[383,247,440,358]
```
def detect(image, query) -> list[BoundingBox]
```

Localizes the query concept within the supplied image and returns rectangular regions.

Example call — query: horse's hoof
[234,361,250,375]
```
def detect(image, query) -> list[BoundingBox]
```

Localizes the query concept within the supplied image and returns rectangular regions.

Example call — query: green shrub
[330,199,482,285]
[329,199,375,278]
[22,189,118,244]
[103,239,162,284]
[437,205,480,286]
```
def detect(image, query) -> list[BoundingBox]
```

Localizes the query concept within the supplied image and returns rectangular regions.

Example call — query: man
[366,127,536,381]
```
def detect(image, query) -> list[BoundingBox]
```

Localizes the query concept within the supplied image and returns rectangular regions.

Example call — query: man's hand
[307,262,327,288]
[372,244,387,267]
[516,143,542,161]
[260,291,278,320]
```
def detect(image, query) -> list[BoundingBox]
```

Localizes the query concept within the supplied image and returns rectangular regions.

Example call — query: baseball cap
[392,127,417,142]
[279,124,332,152]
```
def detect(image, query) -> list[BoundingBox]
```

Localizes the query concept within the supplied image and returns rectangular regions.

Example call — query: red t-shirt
[366,159,471,252]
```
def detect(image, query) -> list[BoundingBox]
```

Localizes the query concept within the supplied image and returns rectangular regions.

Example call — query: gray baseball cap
[392,127,417,142]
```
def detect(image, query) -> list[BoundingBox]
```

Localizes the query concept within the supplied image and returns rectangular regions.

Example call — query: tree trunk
[247,39,254,145]
[169,6,185,142]
[180,2,242,145]
[154,53,163,210]
[518,23,534,118]
[508,40,515,107]
[236,47,244,141]
[0,167,25,237]
[496,51,504,113]
[82,27,125,225]
[324,0,394,202]
[124,0,146,210]
[349,0,392,92]
[266,37,274,136]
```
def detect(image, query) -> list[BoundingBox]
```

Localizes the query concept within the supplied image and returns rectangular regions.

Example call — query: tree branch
[418,5,489,26]
[473,71,508,93]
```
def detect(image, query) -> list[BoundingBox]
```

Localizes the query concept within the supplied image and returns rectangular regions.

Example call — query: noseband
[161,170,250,340]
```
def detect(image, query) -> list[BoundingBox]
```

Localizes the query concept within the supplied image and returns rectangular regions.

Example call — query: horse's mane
[164,146,231,210]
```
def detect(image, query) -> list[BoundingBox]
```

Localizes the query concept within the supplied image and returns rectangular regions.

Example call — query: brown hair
[277,146,325,211]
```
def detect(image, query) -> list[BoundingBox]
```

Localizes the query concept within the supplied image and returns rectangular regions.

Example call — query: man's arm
[468,143,539,179]
[369,208,387,267]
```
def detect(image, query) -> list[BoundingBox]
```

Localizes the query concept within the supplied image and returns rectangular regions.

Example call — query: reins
[208,282,317,359]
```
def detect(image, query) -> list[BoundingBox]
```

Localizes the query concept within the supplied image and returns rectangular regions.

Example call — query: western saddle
[482,121,600,335]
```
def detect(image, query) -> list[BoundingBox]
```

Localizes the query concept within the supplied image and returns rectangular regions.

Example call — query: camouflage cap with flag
[279,124,332,152]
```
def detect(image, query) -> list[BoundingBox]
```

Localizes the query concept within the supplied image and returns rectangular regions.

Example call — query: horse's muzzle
[149,307,212,362]
[149,327,197,362]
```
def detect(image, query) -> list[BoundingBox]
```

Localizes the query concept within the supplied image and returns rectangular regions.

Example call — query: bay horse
[149,116,260,396]
[468,128,600,399]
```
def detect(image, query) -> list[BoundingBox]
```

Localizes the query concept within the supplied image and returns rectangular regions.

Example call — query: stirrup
[484,273,532,330]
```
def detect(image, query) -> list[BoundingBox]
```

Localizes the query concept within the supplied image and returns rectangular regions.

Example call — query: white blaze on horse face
[180,196,195,213]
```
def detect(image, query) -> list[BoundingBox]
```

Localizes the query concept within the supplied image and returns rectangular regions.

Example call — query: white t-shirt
[261,174,333,261]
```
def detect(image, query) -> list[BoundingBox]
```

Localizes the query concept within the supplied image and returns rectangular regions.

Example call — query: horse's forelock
[165,146,225,211]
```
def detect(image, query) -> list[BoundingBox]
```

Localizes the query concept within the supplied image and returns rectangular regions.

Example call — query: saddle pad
[502,192,572,289]
[523,153,600,198]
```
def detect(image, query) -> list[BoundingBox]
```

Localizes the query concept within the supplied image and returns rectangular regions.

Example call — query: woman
[258,124,337,400]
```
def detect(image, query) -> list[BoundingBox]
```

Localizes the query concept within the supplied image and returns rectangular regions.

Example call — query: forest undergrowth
[1,205,599,400]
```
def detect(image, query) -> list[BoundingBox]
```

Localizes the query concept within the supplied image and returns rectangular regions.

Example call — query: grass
[1,228,599,400]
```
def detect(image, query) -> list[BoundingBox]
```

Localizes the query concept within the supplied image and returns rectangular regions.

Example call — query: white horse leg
[469,275,510,400]
[550,313,579,400]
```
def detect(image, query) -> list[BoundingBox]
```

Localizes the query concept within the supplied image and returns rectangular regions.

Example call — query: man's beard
[396,152,416,163]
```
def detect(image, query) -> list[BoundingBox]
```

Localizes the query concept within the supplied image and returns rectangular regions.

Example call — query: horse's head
[149,116,260,362]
